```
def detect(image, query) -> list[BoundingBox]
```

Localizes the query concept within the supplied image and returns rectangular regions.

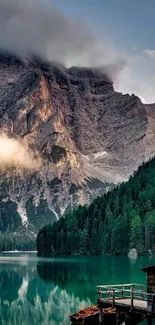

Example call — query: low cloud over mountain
[0,0,128,80]
[0,133,41,169]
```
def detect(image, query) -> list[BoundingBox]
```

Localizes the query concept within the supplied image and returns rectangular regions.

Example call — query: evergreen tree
[37,155,155,256]
[79,229,88,255]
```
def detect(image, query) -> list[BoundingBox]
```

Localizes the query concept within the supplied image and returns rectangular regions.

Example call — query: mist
[0,0,153,102]
[0,0,128,80]
[0,134,41,169]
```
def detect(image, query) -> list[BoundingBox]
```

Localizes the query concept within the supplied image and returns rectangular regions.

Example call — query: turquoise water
[0,253,155,324]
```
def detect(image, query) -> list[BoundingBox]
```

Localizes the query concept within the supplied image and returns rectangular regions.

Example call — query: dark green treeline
[0,232,36,251]
[37,157,155,256]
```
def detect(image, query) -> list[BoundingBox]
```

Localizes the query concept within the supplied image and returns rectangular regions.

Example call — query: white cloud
[143,49,155,59]
[0,0,128,79]
[0,133,42,169]
[0,0,154,103]
[115,51,155,104]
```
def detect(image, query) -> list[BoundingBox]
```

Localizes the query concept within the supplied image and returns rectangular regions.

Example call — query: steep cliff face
[0,53,155,236]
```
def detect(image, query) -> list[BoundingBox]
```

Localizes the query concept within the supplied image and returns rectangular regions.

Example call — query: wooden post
[101,311,105,325]
[99,305,102,324]
[122,285,124,298]
[151,295,155,313]
[112,289,115,307]
[116,312,119,325]
[131,285,134,311]
[141,285,144,299]
[147,315,152,325]
[97,287,102,305]
[99,287,101,300]
[97,287,99,302]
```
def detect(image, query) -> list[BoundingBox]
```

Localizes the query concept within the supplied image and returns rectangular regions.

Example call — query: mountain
[1,52,155,242]
[37,156,155,256]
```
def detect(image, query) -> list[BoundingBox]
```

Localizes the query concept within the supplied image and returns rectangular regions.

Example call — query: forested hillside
[0,231,36,251]
[37,157,155,256]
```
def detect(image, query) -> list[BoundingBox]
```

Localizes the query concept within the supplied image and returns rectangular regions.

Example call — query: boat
[102,307,126,324]
[102,307,116,314]
[102,307,117,323]
[69,305,100,324]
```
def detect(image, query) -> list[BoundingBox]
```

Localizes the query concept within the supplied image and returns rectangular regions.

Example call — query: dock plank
[97,284,155,315]
[114,298,147,309]
[99,298,148,311]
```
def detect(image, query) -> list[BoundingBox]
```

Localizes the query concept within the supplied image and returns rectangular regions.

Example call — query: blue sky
[51,0,154,52]
[0,0,154,103]
[51,0,155,103]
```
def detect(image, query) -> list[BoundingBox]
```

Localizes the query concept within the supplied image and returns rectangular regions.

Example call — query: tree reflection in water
[0,254,153,325]
[37,262,147,325]
[0,261,92,325]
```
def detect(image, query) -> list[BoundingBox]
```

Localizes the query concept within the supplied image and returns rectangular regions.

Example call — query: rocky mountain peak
[0,52,155,238]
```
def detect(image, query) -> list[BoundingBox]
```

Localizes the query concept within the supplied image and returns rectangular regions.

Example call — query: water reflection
[0,254,154,325]
[0,257,92,325]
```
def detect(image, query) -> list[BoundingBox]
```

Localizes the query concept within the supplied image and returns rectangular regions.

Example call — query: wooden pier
[97,283,155,324]
[96,266,155,324]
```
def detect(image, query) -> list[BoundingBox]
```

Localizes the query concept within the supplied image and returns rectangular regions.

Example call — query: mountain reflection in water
[0,253,154,325]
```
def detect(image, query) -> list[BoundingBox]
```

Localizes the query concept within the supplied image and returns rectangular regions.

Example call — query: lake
[0,253,155,325]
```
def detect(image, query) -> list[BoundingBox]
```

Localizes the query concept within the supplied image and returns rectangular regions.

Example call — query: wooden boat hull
[70,306,99,324]
[102,307,117,323]
[70,313,99,324]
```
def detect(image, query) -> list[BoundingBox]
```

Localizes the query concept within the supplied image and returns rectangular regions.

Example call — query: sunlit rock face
[0,52,155,235]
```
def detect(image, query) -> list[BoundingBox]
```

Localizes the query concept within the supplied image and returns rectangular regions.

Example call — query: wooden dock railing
[97,284,155,313]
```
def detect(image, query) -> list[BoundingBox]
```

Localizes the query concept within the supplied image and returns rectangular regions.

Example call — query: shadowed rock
[0,52,155,235]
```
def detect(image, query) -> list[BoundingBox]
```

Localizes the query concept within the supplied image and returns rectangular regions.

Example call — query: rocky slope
[0,52,155,237]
